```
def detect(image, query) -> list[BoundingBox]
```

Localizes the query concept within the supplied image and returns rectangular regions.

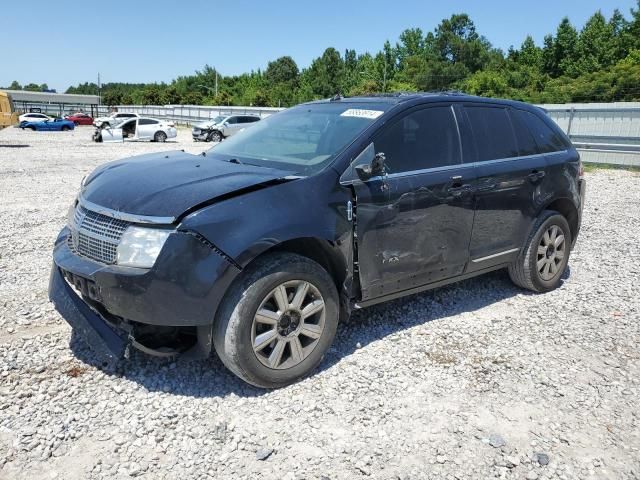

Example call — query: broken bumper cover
[49,263,127,365]
[49,227,241,363]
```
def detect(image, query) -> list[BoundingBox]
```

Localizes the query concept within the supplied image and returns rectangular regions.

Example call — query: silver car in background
[192,114,260,142]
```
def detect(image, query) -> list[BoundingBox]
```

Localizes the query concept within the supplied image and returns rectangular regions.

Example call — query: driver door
[346,104,476,301]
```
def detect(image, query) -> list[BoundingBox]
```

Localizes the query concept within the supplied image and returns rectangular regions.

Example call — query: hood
[81,150,296,221]
[194,120,219,129]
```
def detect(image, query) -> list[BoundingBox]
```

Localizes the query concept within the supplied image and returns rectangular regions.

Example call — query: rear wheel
[154,131,167,142]
[61,125,70,131]
[508,210,571,292]
[213,252,339,388]
[73,121,79,126]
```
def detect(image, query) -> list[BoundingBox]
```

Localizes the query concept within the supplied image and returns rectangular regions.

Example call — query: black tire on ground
[61,126,70,131]
[29,126,36,131]
[213,252,339,388]
[154,131,167,142]
[73,121,79,126]
[508,210,572,293]
[208,130,223,142]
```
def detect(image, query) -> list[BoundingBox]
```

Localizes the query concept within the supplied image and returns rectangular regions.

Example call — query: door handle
[528,170,546,183]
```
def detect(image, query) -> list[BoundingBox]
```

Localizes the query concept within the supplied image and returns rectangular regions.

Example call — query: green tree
[265,56,299,85]
[555,18,580,76]
[308,47,344,97]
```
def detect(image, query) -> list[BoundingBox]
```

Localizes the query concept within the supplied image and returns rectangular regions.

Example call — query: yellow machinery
[0,91,19,129]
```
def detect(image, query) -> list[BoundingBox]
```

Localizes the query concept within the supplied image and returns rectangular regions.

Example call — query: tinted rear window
[465,106,519,161]
[509,109,539,156]
[514,109,568,153]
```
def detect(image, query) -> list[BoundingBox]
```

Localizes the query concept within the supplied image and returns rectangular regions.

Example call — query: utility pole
[97,73,101,105]
[215,68,218,98]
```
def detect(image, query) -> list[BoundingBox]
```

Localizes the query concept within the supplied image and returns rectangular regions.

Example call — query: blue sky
[4,0,638,91]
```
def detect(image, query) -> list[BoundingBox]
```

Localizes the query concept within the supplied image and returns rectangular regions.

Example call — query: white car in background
[19,112,50,123]
[93,112,140,128]
[94,117,177,143]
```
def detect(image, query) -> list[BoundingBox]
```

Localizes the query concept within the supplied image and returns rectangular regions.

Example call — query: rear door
[349,104,476,300]
[461,104,548,271]
[137,118,159,140]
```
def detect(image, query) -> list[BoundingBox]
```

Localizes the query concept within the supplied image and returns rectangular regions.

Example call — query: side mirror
[355,152,386,181]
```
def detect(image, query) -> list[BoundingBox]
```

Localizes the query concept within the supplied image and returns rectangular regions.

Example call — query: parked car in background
[19,112,50,123]
[93,117,176,143]
[49,93,585,388]
[65,112,94,126]
[192,114,260,142]
[20,118,75,131]
[93,112,140,129]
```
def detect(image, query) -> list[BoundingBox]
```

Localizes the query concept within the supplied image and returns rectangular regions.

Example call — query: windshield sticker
[340,109,384,119]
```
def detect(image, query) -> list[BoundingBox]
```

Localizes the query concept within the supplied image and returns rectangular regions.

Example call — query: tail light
[578,159,585,179]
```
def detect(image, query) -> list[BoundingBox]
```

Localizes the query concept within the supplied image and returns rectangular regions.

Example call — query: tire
[213,252,339,388]
[29,126,36,131]
[208,130,223,142]
[61,126,70,131]
[508,210,572,292]
[154,131,167,142]
[73,121,79,126]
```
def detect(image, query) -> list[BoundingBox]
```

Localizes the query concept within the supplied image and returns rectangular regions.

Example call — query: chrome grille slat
[69,205,130,264]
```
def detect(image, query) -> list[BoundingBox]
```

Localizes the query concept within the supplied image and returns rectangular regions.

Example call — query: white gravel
[1,127,639,480]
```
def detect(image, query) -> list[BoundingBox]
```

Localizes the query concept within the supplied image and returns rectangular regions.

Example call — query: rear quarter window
[513,109,569,153]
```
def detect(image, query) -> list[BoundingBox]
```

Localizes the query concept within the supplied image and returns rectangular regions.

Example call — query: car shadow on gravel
[68,268,571,398]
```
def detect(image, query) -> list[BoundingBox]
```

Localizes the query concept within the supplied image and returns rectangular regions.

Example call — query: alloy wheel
[251,280,326,370]
[537,225,566,281]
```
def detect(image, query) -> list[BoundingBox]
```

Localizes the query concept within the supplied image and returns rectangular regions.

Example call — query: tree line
[8,4,640,106]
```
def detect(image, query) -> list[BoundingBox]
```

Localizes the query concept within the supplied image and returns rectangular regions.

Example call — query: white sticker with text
[340,109,384,119]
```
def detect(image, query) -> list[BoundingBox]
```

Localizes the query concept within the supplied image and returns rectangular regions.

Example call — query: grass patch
[583,162,640,173]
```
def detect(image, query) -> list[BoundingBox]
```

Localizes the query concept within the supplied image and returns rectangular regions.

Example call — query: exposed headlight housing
[116,226,171,268]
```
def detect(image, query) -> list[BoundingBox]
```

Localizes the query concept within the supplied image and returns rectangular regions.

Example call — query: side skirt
[353,262,510,309]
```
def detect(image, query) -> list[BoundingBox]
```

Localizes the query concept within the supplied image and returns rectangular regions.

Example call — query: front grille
[69,205,130,264]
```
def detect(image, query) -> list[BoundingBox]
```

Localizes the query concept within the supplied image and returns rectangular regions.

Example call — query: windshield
[207,103,391,175]
[209,115,226,124]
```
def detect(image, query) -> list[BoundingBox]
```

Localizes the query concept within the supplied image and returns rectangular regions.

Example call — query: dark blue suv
[49,93,586,388]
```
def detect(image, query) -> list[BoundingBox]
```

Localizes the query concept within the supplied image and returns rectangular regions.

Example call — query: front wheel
[207,130,223,142]
[508,210,572,292]
[214,253,339,388]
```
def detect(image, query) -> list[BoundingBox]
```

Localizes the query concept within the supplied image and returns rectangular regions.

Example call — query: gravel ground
[0,127,639,480]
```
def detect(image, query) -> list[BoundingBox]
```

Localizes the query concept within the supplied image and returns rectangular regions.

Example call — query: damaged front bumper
[48,227,241,366]
[49,263,127,366]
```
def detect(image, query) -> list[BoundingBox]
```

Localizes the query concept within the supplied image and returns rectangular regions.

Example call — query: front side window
[374,105,461,173]
[465,106,519,161]
[208,102,391,176]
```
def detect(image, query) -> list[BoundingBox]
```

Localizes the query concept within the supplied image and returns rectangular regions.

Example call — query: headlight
[116,226,171,268]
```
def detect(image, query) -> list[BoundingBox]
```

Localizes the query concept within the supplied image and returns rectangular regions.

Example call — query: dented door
[351,104,476,301]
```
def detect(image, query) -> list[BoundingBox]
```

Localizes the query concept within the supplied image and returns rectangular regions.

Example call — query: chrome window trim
[341,149,567,185]
[78,196,175,225]
[471,248,520,263]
